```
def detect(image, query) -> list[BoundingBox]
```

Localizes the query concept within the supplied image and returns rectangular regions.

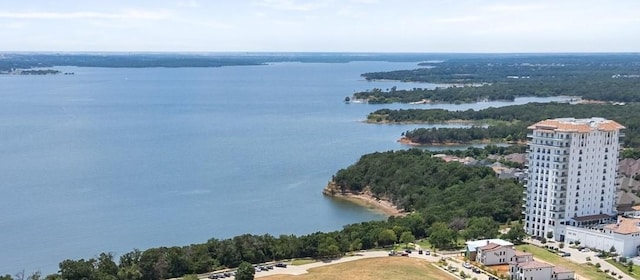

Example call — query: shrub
[596,263,602,268]
[586,257,591,261]
[559,243,565,249]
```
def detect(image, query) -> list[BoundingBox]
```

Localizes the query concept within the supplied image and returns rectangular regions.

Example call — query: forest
[368,102,640,149]
[355,54,640,103]
[5,149,526,280]
[0,53,452,72]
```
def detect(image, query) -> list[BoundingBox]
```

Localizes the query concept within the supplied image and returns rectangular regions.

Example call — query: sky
[0,0,639,53]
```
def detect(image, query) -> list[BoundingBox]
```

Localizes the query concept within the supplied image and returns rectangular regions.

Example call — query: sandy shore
[323,183,406,217]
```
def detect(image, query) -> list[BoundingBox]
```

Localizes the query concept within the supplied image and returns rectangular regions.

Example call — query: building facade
[476,242,515,265]
[524,118,624,240]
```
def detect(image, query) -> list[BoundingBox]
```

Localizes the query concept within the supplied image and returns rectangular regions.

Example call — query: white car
[580,248,591,252]
[463,262,472,269]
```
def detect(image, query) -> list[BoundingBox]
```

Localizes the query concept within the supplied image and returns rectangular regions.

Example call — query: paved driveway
[526,238,634,280]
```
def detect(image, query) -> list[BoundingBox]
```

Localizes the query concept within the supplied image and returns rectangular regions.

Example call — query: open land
[260,257,455,280]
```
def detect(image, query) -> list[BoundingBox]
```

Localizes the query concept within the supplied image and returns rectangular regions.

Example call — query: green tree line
[356,54,640,103]
[369,103,640,149]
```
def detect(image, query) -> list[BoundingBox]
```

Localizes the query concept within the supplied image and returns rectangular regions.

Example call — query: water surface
[0,62,570,274]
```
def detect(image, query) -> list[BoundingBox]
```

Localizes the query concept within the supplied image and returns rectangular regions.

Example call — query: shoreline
[323,183,406,217]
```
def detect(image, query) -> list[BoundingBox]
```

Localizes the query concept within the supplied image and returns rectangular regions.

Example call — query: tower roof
[528,118,624,133]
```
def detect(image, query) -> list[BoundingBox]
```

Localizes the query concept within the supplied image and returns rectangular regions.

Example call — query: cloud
[254,0,331,11]
[0,22,25,29]
[177,0,200,8]
[0,10,171,20]
[433,16,483,24]
[486,4,544,13]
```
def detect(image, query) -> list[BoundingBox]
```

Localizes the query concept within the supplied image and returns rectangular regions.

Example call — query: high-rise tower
[524,118,624,241]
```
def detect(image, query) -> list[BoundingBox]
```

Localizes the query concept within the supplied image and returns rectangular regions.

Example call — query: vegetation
[356,54,640,103]
[236,262,255,280]
[606,259,640,280]
[0,53,453,72]
[370,102,640,150]
[261,257,456,280]
[332,149,522,221]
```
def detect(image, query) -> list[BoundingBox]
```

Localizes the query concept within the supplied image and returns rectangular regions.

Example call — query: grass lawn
[516,244,611,280]
[290,258,316,266]
[261,257,455,280]
[606,259,640,279]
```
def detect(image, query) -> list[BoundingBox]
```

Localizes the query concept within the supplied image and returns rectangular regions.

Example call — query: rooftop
[572,214,613,222]
[478,242,502,251]
[604,217,640,235]
[514,251,533,257]
[553,265,574,274]
[518,260,554,269]
[466,239,513,252]
[528,118,625,133]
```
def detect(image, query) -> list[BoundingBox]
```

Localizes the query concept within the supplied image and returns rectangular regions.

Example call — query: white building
[466,239,513,261]
[509,260,575,280]
[564,216,640,257]
[524,117,624,240]
[476,242,515,265]
[509,260,554,280]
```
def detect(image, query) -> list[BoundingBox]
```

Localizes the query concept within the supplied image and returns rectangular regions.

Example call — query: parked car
[462,262,472,269]
[404,249,412,254]
[424,250,431,255]
[472,267,481,274]
[401,252,409,256]
[418,249,423,254]
[275,262,287,268]
[580,248,590,252]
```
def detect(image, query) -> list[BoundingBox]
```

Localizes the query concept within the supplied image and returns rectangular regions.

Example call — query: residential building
[476,242,515,265]
[465,239,513,261]
[509,260,554,280]
[524,117,624,240]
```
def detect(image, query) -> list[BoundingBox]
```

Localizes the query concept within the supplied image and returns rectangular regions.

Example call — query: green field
[261,257,455,280]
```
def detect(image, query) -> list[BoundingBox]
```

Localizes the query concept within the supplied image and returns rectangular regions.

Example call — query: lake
[0,61,570,274]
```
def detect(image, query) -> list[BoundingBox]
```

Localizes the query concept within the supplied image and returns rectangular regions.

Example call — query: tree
[96,253,118,280]
[428,222,456,249]
[378,229,397,247]
[628,260,634,273]
[317,236,341,258]
[59,259,97,280]
[502,222,526,244]
[182,275,198,280]
[610,245,617,253]
[117,265,142,280]
[399,231,415,249]
[235,262,254,280]
[0,275,13,280]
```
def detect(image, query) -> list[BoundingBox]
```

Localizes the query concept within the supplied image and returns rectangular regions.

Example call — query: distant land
[2,52,639,73]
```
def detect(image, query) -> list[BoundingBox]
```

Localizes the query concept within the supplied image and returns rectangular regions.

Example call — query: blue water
[0,61,571,274]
